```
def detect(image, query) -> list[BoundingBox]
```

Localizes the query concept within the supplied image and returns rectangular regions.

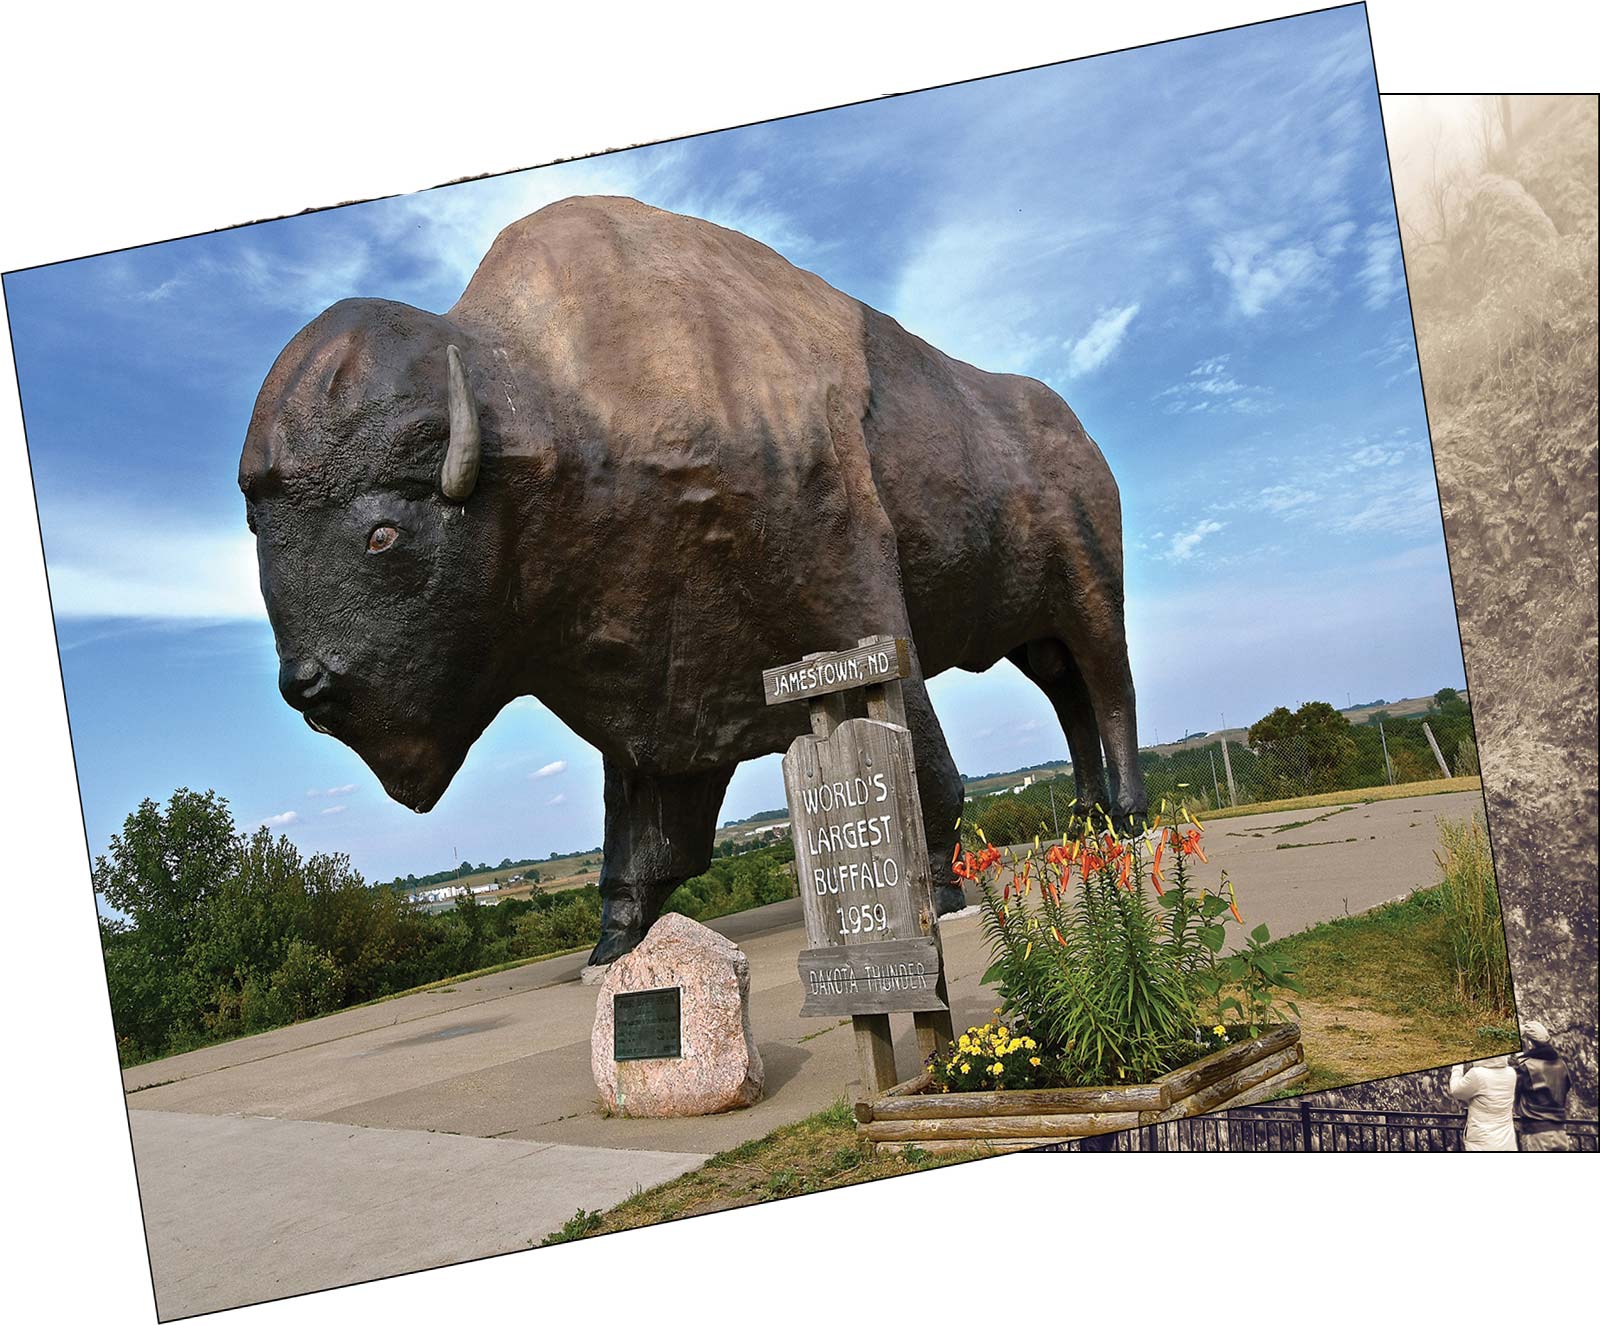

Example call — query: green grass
[1194,776,1482,825]
[538,1097,986,1242]
[1262,880,1516,1092]
[1274,837,1359,850]
[538,1209,605,1245]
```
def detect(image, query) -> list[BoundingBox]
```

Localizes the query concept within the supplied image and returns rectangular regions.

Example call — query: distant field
[959,690,1467,795]
[417,690,1469,902]
[407,849,604,909]
[713,816,791,846]
[1179,775,1483,825]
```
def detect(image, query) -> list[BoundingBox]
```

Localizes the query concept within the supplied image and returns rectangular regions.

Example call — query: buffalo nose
[279,657,333,711]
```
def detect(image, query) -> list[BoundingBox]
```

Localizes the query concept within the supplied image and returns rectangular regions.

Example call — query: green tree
[1247,702,1358,796]
[92,788,237,962]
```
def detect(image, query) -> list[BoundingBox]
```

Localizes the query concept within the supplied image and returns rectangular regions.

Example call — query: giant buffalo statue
[241,195,1145,965]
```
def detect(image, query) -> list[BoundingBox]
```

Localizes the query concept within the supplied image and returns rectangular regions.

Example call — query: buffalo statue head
[240,299,526,812]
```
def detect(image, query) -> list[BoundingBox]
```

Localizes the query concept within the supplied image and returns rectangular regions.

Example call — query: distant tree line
[719,807,788,828]
[383,854,546,893]
[962,691,1478,845]
[96,789,796,1067]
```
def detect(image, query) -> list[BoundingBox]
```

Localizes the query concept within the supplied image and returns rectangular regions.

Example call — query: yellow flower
[960,1062,970,1074]
[990,1062,1004,1075]
[1213,1024,1227,1038]
[1029,1056,1042,1067]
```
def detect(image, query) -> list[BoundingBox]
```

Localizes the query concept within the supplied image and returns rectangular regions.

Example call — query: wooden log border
[857,1025,1304,1154]
[859,1110,1145,1142]
[1154,1022,1300,1103]
[858,1081,1167,1122]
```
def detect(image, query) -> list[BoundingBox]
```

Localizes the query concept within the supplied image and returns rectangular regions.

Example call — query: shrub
[513,888,603,952]
[1434,814,1511,1013]
[267,940,347,1023]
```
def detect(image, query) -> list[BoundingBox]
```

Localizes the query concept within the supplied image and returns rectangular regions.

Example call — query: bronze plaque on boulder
[613,986,683,1061]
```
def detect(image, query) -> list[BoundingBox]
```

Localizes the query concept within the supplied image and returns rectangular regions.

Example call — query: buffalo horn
[441,344,481,501]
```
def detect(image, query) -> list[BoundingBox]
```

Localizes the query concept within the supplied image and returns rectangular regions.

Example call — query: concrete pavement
[124,788,1484,1317]
[130,1110,708,1317]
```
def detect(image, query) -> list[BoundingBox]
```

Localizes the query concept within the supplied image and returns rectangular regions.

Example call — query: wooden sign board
[798,936,943,1016]
[763,638,911,707]
[782,716,945,1016]
[767,635,954,1095]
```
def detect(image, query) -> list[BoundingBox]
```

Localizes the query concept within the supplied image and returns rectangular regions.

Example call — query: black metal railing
[1063,1104,1598,1152]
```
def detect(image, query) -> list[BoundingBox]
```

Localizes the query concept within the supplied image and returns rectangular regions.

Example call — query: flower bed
[855,1023,1307,1155]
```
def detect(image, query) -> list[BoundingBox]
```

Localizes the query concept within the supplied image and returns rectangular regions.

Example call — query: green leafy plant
[539,1208,604,1246]
[1198,903,1304,1034]
[942,806,1302,1088]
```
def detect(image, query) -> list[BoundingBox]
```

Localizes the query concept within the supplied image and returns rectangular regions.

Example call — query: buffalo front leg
[897,666,968,917]
[589,760,734,966]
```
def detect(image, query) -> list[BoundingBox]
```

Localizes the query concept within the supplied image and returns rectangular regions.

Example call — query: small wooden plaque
[797,937,947,1016]
[763,638,911,706]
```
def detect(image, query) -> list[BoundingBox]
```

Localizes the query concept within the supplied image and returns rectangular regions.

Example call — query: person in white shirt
[1448,1055,1518,1151]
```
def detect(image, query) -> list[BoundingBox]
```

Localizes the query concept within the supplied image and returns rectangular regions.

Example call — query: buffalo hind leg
[1068,625,1147,825]
[1009,640,1110,815]
[590,760,734,966]
[899,670,967,915]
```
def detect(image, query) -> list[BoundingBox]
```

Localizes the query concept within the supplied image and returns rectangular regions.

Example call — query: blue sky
[8,6,1466,887]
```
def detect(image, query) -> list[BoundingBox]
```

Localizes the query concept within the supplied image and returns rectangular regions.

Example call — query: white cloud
[1064,304,1139,378]
[1258,485,1317,514]
[531,760,568,780]
[1357,223,1405,310]
[1347,443,1405,468]
[320,804,347,817]
[1158,356,1272,415]
[1331,480,1443,538]
[1210,231,1322,318]
[546,793,567,807]
[261,811,299,828]
[222,242,377,320]
[306,784,356,798]
[883,207,1121,380]
[41,499,264,621]
[1322,220,1358,255]
[1163,518,1226,562]
[131,276,184,303]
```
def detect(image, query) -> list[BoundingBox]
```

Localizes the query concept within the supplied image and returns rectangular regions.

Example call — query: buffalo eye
[367,525,401,554]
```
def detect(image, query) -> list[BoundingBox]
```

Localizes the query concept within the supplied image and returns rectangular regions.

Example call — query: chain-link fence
[962,698,1480,844]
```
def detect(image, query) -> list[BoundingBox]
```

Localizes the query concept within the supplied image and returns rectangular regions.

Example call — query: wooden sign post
[765,635,955,1097]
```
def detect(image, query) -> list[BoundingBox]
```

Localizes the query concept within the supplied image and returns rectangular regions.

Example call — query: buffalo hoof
[587,925,646,967]
[933,883,967,916]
